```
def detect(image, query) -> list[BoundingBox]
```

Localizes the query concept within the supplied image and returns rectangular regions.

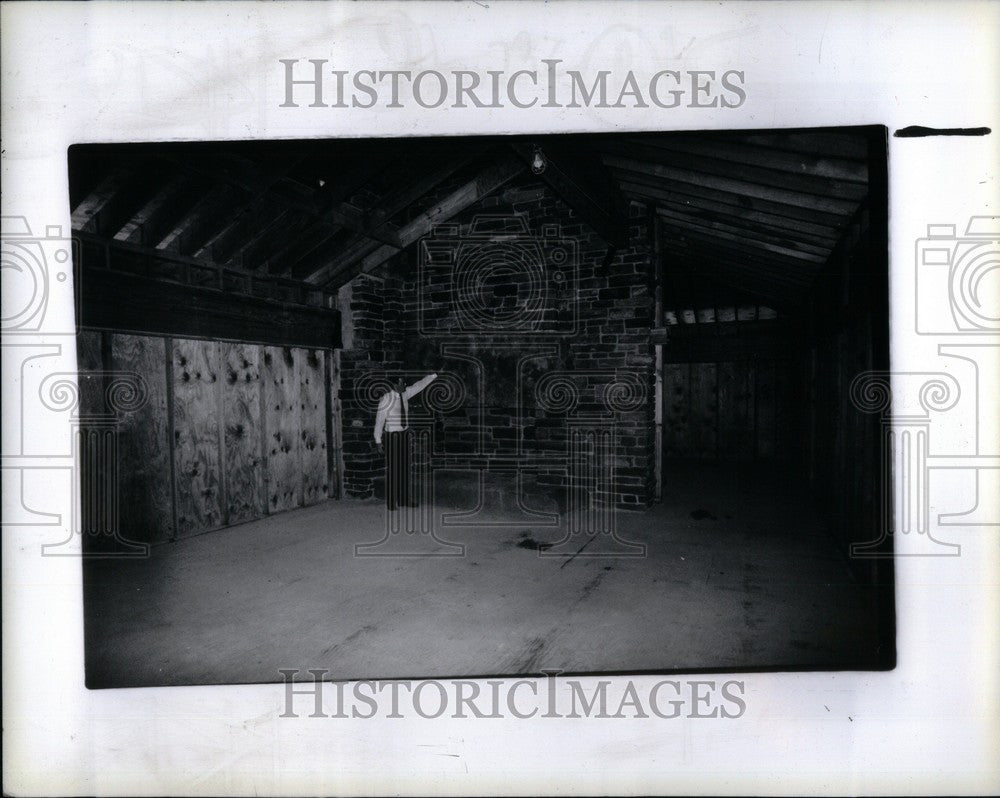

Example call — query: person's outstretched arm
[373,392,391,449]
[403,372,438,399]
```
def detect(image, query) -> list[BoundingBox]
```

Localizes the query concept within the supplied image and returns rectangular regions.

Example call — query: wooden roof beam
[80,167,168,239]
[70,169,133,231]
[238,210,317,272]
[204,152,403,248]
[290,149,481,279]
[599,139,868,202]
[656,210,830,262]
[166,185,242,256]
[616,180,842,243]
[120,177,211,248]
[603,154,859,216]
[612,168,848,229]
[304,153,527,286]
[627,135,869,183]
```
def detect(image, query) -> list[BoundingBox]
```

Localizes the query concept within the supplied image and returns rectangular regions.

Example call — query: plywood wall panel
[689,362,717,459]
[299,348,329,506]
[662,362,691,457]
[222,342,264,524]
[263,346,302,513]
[172,338,224,535]
[76,330,105,416]
[76,330,107,539]
[112,334,174,543]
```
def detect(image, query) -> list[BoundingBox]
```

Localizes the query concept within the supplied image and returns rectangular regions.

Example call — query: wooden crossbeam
[292,149,480,279]
[724,131,869,160]
[628,135,869,183]
[222,208,302,268]
[202,197,289,263]
[600,139,868,202]
[656,210,830,262]
[616,180,842,243]
[265,227,339,278]
[659,240,815,291]
[167,185,243,256]
[304,154,526,286]
[120,177,211,248]
[603,154,859,216]
[203,152,403,248]
[660,236,820,286]
[80,165,170,238]
[159,151,314,258]
[80,267,340,349]
[68,153,115,213]
[239,210,316,271]
[70,169,133,231]
[613,168,848,229]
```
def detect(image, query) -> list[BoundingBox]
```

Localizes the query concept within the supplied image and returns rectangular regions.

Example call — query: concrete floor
[83,463,887,688]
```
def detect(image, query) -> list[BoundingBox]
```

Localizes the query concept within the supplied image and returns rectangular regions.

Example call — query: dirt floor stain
[515,531,553,551]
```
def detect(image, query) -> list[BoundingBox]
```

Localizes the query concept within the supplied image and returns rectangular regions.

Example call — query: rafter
[304,154,527,286]
[119,177,211,248]
[602,154,859,216]
[291,148,480,279]
[620,136,869,187]
[656,209,830,262]
[617,180,842,243]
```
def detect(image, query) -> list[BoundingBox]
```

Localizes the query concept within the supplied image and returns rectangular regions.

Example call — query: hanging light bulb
[530,145,547,174]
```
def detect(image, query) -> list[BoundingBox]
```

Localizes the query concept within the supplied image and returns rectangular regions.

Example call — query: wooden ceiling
[68,128,876,314]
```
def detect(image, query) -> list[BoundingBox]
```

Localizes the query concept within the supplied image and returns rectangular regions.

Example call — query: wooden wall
[662,356,797,461]
[263,346,303,513]
[77,331,332,544]
[115,334,175,542]
[222,343,265,524]
[172,338,225,535]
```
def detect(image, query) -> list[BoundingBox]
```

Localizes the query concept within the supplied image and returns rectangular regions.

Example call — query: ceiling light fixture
[530,145,547,175]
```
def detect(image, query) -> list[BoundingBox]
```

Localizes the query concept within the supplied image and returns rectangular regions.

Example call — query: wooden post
[654,343,663,502]
[326,288,344,501]
[259,344,270,515]
[651,211,664,501]
[214,341,228,527]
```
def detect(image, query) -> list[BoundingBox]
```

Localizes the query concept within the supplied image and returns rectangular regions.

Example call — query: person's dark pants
[384,429,413,511]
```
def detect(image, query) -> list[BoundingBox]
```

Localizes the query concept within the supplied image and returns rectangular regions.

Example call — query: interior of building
[69,127,894,687]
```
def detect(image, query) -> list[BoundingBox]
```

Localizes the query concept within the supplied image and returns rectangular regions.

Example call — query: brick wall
[338,174,656,509]
[337,274,390,499]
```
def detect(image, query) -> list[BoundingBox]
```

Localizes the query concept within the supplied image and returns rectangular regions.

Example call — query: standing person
[374,373,437,513]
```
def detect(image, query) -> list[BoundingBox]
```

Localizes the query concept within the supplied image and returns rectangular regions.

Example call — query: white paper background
[2,1,998,795]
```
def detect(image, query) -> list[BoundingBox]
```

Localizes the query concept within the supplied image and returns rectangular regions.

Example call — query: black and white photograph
[3,1,997,795]
[69,128,893,688]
